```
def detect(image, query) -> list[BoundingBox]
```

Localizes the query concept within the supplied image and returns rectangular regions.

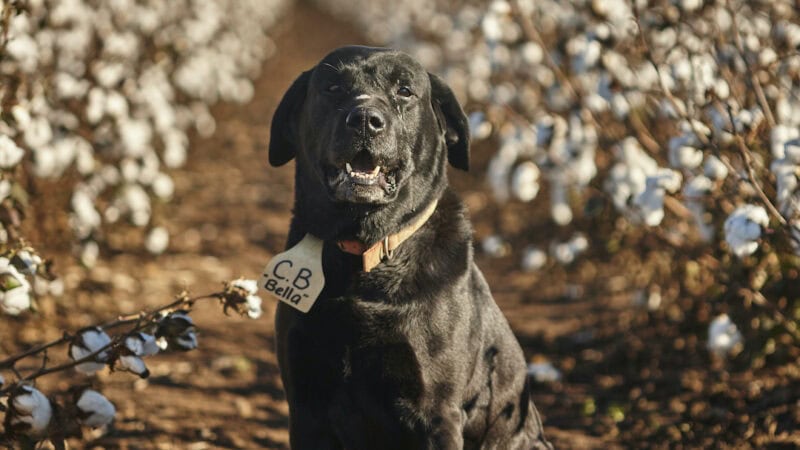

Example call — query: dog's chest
[294,297,431,388]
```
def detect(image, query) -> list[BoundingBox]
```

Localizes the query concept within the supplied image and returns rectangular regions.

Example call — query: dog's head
[269,46,468,240]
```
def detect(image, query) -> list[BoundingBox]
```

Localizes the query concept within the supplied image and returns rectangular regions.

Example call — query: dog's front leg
[426,404,464,450]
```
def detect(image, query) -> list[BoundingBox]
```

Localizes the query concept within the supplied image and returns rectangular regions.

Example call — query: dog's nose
[346,107,385,135]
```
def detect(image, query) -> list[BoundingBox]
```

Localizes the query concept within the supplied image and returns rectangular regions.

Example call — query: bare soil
[3,4,798,449]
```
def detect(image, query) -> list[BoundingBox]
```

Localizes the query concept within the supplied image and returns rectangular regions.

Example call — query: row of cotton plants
[0,0,284,445]
[0,0,288,318]
[312,0,799,359]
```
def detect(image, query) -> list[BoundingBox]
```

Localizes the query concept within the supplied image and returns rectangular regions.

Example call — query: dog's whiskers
[322,62,341,73]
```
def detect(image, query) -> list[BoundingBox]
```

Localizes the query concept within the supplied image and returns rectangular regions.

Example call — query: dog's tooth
[372,166,381,176]
[345,163,353,174]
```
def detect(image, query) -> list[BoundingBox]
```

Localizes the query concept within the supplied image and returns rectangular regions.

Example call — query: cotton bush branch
[724,103,788,227]
[0,278,263,445]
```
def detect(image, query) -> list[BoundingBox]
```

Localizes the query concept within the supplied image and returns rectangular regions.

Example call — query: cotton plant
[0,0,289,271]
[0,279,264,446]
[309,0,800,272]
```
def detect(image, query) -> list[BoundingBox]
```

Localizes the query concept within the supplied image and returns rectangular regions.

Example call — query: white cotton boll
[634,184,666,226]
[610,93,630,119]
[772,158,798,209]
[70,327,112,374]
[759,47,777,67]
[163,129,188,168]
[724,205,769,258]
[578,40,602,73]
[527,361,561,383]
[71,189,101,237]
[521,246,547,271]
[103,205,120,224]
[104,90,129,119]
[707,314,743,357]
[232,278,259,295]
[81,241,100,268]
[784,139,800,164]
[99,165,121,186]
[569,153,598,187]
[6,34,39,73]
[669,144,704,170]
[481,235,508,258]
[520,42,543,65]
[75,139,96,175]
[550,182,572,226]
[120,158,140,182]
[229,78,255,103]
[678,0,703,12]
[683,175,713,198]
[0,135,25,169]
[125,332,160,357]
[8,386,52,438]
[86,88,106,124]
[118,184,151,227]
[11,104,31,129]
[0,179,11,201]
[118,355,149,378]
[0,257,33,316]
[191,103,217,138]
[713,79,730,100]
[704,155,729,181]
[481,14,503,42]
[33,146,59,178]
[671,59,692,84]
[118,119,153,158]
[145,227,169,255]
[54,72,90,99]
[649,169,683,193]
[24,116,53,150]
[76,389,116,427]
[511,161,540,202]
[151,172,174,200]
[569,234,588,253]
[770,125,798,159]
[138,152,160,185]
[585,93,609,113]
[103,31,139,59]
[469,112,492,140]
[93,61,127,88]
[775,97,793,126]
[245,294,263,319]
[550,241,575,265]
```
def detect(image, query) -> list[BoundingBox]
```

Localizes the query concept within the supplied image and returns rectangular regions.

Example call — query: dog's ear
[269,69,313,167]
[428,73,470,171]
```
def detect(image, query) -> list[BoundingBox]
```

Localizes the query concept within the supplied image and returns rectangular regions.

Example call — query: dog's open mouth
[323,154,400,203]
[345,163,382,186]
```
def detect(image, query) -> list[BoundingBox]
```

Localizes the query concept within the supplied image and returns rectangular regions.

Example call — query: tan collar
[336,200,438,272]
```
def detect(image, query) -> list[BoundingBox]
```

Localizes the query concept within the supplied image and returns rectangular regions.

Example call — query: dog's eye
[326,84,343,94]
[397,86,414,98]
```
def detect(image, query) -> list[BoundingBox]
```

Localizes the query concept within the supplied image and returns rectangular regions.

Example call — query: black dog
[268,46,552,450]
